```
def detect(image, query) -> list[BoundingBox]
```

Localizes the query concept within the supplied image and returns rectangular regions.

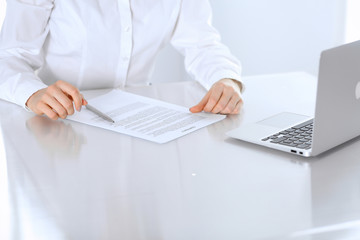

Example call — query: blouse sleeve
[170,0,242,90]
[0,0,54,108]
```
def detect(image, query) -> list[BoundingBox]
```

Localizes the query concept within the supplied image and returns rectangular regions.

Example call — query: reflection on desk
[1,73,360,240]
[26,116,86,158]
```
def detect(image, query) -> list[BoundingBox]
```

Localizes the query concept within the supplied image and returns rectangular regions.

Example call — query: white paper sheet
[67,89,226,143]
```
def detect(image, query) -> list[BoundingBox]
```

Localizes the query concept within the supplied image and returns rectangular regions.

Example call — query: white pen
[85,104,115,123]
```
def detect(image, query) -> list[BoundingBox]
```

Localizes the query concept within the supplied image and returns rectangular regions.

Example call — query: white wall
[0,0,5,28]
[345,0,360,43]
[153,0,348,82]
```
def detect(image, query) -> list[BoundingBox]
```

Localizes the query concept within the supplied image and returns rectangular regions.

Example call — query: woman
[0,0,243,120]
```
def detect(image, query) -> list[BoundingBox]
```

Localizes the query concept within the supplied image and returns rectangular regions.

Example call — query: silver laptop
[227,40,360,157]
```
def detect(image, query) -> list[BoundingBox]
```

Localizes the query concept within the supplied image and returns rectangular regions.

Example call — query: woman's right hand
[26,80,87,120]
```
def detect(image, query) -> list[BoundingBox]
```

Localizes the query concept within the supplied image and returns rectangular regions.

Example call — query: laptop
[227,40,360,157]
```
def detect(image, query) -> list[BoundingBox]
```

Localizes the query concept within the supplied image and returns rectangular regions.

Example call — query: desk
[1,72,360,240]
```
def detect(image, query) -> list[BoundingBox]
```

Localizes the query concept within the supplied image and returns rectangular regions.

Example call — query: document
[67,89,226,143]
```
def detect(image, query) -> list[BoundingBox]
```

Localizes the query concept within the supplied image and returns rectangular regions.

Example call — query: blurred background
[152,0,359,82]
[0,0,359,82]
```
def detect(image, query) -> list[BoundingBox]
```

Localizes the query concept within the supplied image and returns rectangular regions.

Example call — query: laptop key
[270,137,288,143]
[279,142,298,147]
[297,144,310,149]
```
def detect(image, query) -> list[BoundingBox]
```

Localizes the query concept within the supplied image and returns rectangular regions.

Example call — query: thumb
[189,91,210,113]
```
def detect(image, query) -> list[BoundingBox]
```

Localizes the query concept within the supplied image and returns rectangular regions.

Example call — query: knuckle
[56,80,64,85]
[208,98,217,106]
[48,113,58,120]
[217,103,225,109]
[47,85,57,93]
[211,83,219,88]
[234,93,242,100]
[225,86,235,94]
[70,88,80,96]
[58,109,67,117]
[233,106,241,114]
[224,107,232,113]
[224,85,232,91]
[212,105,221,112]
[40,93,50,102]
[217,82,226,88]
[38,94,46,102]
[204,107,212,112]
[64,102,73,110]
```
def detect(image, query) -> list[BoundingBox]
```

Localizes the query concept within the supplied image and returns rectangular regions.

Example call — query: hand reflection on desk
[26,116,86,157]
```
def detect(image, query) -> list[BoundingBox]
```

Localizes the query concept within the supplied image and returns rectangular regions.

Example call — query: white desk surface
[1,72,360,240]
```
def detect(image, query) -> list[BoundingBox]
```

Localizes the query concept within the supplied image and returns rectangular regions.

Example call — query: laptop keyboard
[261,119,313,150]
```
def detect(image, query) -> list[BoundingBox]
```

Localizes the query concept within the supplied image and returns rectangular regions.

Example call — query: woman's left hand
[189,78,243,115]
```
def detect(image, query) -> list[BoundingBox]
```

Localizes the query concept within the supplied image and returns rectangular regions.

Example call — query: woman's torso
[39,0,181,90]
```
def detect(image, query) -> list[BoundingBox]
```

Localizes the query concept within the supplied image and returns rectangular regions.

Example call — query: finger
[230,99,244,115]
[220,95,241,114]
[189,91,210,113]
[56,81,82,111]
[211,91,232,114]
[37,102,59,120]
[81,94,88,106]
[203,88,223,113]
[50,87,75,116]
[42,94,68,119]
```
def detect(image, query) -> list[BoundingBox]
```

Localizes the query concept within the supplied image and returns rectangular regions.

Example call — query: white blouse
[0,0,242,108]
